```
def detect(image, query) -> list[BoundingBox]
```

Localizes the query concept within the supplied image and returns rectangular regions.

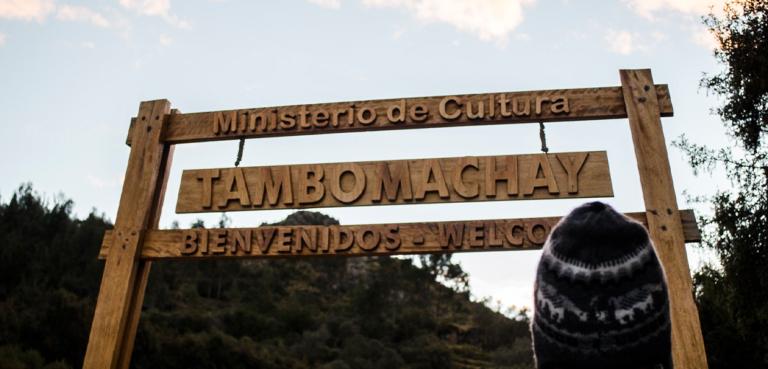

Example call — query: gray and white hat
[531,201,673,369]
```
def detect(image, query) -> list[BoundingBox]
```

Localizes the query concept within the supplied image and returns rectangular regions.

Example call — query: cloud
[81,41,95,48]
[691,26,718,49]
[606,29,635,55]
[56,5,111,27]
[104,8,133,39]
[308,0,341,9]
[159,34,172,46]
[622,0,727,19]
[0,33,6,45]
[363,0,537,44]
[119,0,190,28]
[0,0,56,22]
[605,29,668,55]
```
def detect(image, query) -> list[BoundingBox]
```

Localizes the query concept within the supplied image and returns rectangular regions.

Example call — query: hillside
[0,184,534,368]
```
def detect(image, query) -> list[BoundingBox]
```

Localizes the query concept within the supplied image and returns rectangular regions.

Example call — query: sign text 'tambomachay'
[175,151,613,213]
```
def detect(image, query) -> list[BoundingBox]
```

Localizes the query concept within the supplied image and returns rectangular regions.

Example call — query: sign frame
[83,70,708,369]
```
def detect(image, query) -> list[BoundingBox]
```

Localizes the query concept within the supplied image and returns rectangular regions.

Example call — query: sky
[0,0,735,311]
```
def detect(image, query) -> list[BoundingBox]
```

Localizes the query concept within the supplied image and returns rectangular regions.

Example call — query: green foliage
[0,184,534,368]
[700,0,768,152]
[673,1,768,367]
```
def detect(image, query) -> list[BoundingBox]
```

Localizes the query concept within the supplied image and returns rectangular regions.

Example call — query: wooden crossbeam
[175,152,614,214]
[126,85,673,145]
[99,210,700,261]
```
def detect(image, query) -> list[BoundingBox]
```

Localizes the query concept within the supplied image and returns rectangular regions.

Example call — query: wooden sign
[176,151,612,213]
[99,210,700,261]
[85,71,709,369]
[126,86,673,145]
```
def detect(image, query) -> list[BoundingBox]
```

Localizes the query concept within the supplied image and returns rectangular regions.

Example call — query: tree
[673,1,768,367]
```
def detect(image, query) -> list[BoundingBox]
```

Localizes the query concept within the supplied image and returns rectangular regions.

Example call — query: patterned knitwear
[531,202,673,369]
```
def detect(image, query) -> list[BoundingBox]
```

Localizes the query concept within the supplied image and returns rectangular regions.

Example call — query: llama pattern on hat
[531,202,673,369]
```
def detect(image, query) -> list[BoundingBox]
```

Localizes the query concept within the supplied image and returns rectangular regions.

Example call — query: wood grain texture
[83,100,172,369]
[115,109,179,369]
[621,69,708,369]
[175,152,613,213]
[99,210,701,260]
[125,86,673,146]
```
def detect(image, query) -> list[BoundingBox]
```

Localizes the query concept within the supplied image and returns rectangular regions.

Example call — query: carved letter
[387,99,406,123]
[280,112,296,129]
[239,112,248,132]
[556,152,588,193]
[313,110,330,128]
[439,223,464,248]
[277,228,292,252]
[270,109,278,130]
[488,95,495,118]
[485,156,518,197]
[295,227,317,252]
[498,94,512,117]
[197,169,220,208]
[218,168,251,208]
[356,226,380,251]
[439,96,462,120]
[232,229,252,254]
[298,165,325,204]
[486,222,503,247]
[299,105,311,129]
[512,98,530,116]
[213,111,237,134]
[255,228,276,253]
[249,112,269,131]
[332,109,346,127]
[383,225,400,250]
[466,101,484,119]
[211,229,227,254]
[253,167,292,206]
[415,159,449,199]
[535,96,550,115]
[526,219,550,245]
[181,230,197,255]
[333,227,354,251]
[410,103,428,122]
[453,157,479,198]
[319,228,330,252]
[357,107,376,125]
[372,161,413,202]
[551,97,570,114]
[199,230,209,254]
[524,154,559,195]
[505,220,524,246]
[468,222,484,247]
[330,163,366,203]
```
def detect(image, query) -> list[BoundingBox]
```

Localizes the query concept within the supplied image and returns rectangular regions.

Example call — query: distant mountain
[0,185,534,368]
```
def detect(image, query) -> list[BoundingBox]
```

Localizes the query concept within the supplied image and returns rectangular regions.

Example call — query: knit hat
[531,202,673,369]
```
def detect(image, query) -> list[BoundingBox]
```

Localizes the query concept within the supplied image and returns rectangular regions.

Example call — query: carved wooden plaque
[99,210,700,261]
[126,86,673,145]
[175,151,613,213]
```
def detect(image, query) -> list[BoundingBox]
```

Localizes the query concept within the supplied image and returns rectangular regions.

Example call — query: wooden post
[115,110,179,368]
[620,69,708,368]
[83,100,173,369]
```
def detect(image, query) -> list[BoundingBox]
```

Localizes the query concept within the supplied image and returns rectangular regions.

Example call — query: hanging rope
[538,121,549,153]
[234,137,245,167]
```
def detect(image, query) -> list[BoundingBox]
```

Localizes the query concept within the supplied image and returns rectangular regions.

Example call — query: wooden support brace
[83,100,173,369]
[620,69,708,368]
[114,109,179,369]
